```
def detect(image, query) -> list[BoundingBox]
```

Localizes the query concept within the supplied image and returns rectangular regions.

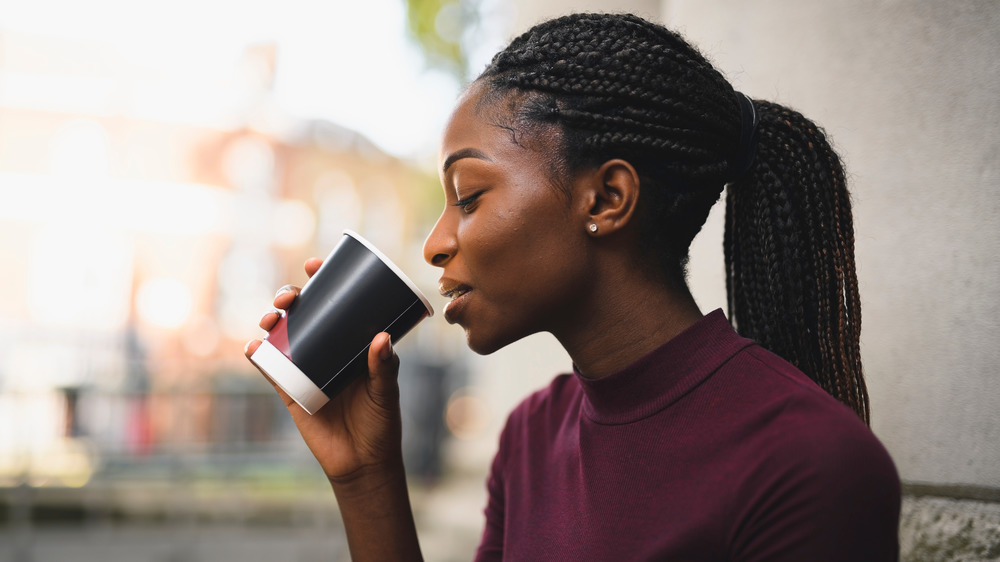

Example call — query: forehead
[439,83,561,172]
[440,84,500,157]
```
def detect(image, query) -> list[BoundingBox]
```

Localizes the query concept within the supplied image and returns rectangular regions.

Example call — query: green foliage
[402,0,478,81]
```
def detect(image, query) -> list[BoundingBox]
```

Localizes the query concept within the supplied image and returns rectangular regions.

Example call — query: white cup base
[250,340,330,415]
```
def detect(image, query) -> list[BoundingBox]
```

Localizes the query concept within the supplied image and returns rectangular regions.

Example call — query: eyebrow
[442,148,490,174]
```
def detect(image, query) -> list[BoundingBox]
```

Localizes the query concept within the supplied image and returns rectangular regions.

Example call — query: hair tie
[730,92,760,179]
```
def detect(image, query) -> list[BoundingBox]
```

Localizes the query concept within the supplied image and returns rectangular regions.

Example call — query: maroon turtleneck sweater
[475,310,900,561]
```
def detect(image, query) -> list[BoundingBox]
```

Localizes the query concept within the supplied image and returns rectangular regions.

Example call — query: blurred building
[0,31,447,488]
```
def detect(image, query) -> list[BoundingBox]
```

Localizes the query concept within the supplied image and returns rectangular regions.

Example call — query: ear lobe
[586,159,641,235]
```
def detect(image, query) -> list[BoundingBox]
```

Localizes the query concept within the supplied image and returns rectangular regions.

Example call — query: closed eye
[453,191,484,213]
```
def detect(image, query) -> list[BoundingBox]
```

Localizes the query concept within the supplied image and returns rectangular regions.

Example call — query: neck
[552,265,704,380]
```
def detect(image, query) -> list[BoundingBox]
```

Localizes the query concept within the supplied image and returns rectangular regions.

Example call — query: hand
[245,258,405,484]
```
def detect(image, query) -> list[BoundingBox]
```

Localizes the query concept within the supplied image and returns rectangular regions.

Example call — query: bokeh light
[445,387,491,441]
[136,278,194,329]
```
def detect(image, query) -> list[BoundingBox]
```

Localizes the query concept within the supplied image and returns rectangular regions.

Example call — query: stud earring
[588,223,598,233]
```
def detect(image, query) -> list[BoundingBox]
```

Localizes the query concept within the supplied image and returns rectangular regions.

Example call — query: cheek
[460,211,523,282]
[459,185,579,295]
[499,215,581,293]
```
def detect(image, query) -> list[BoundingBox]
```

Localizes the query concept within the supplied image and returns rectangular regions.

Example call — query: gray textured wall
[511,0,661,30]
[674,0,1000,489]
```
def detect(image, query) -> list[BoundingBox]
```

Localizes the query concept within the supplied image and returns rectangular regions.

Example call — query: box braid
[475,13,869,424]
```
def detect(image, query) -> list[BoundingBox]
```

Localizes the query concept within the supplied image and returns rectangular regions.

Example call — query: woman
[246,13,900,561]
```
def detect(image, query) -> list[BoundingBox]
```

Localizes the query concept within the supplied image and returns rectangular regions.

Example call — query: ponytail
[724,100,869,424]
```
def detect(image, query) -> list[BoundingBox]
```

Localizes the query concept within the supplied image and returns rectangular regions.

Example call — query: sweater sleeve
[474,419,510,562]
[729,409,902,562]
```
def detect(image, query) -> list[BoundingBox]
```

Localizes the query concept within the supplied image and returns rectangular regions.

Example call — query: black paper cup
[249,230,434,414]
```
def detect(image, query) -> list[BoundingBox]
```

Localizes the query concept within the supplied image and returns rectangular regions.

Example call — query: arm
[474,428,507,562]
[245,258,422,561]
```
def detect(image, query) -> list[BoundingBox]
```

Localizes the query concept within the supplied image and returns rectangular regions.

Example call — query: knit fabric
[475,310,900,561]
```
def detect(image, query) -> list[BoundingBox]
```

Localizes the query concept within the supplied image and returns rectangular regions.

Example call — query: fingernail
[275,285,292,298]
[380,336,393,362]
[244,341,252,354]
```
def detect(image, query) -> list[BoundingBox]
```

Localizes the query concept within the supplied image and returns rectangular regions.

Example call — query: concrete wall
[510,0,661,30]
[899,496,1000,560]
[671,0,1000,492]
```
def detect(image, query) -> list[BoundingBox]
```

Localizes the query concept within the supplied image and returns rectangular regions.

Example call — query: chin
[463,325,532,356]
[464,331,503,356]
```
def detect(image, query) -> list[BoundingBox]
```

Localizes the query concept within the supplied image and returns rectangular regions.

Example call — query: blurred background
[0,0,997,561]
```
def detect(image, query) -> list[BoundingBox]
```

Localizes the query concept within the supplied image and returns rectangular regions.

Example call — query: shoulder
[724,344,896,477]
[700,342,902,560]
[716,343,866,434]
[722,346,901,559]
[729,411,901,560]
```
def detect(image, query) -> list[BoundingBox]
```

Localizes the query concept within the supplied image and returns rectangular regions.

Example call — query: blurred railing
[0,323,467,560]
[0,388,347,561]
[0,366,453,486]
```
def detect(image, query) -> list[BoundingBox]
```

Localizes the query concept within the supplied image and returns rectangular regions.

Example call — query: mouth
[441,285,472,300]
[440,282,473,323]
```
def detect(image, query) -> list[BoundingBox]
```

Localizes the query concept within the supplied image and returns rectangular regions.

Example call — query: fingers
[273,285,299,310]
[247,262,323,414]
[367,332,400,400]
[305,258,323,278]
[267,257,321,317]
[259,309,282,330]
[262,286,295,332]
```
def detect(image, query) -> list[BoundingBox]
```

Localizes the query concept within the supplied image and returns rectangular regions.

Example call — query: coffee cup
[250,230,434,414]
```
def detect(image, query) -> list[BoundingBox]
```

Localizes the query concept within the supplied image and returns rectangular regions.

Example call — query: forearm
[331,461,423,562]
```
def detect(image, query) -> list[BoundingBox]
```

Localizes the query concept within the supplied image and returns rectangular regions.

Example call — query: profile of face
[423,82,595,355]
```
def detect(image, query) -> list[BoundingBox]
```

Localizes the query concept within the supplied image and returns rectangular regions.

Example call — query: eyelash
[453,191,483,213]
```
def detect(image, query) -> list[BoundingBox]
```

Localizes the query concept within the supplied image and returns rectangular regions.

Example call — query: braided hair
[475,13,869,424]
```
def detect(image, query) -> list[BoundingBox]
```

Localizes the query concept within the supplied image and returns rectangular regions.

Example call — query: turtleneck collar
[572,309,753,425]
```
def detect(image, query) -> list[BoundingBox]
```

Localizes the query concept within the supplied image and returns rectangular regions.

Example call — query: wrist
[328,457,407,500]
[328,457,422,562]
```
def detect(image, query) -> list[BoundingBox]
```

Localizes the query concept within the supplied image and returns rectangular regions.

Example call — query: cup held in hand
[250,230,433,414]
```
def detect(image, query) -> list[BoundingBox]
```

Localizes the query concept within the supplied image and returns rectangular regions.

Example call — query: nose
[422,211,457,267]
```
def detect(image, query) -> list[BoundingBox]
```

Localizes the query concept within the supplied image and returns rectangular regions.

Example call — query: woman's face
[423,85,593,354]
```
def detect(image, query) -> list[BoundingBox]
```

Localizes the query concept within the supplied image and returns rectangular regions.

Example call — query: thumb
[367,332,400,402]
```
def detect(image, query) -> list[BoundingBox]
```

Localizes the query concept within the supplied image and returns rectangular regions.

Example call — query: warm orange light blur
[445,388,491,441]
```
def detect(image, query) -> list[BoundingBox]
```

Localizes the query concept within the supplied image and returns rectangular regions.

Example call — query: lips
[440,282,473,324]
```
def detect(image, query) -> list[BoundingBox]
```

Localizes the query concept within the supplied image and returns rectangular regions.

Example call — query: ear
[577,159,641,236]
